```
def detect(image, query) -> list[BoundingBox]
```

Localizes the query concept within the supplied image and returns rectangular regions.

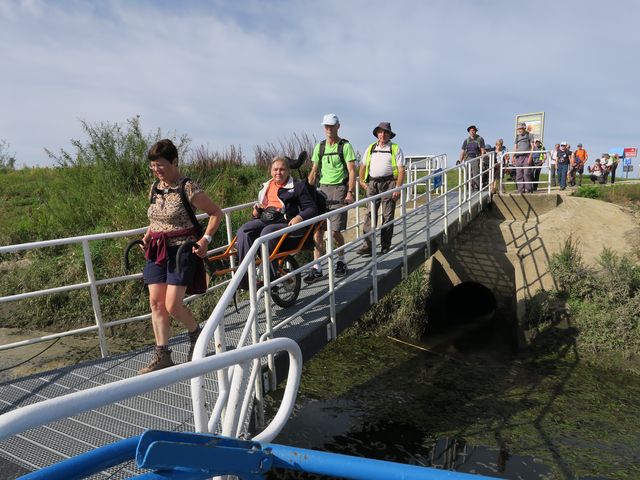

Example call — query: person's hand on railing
[288,215,303,227]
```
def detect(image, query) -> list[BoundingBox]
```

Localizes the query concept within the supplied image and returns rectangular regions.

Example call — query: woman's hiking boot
[187,325,202,361]
[139,346,174,374]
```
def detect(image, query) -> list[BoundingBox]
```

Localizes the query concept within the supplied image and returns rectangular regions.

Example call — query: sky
[1,0,639,174]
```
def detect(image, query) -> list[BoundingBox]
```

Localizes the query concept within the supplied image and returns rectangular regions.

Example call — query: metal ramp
[0,188,491,477]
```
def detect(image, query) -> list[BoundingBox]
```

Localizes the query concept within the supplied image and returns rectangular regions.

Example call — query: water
[265,320,640,479]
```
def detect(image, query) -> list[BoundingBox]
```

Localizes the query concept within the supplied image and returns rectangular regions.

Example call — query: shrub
[573,185,600,199]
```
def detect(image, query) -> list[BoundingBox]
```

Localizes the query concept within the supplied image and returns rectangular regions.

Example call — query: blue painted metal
[433,168,443,189]
[18,431,497,480]
[265,442,495,480]
[17,436,140,480]
[136,430,271,479]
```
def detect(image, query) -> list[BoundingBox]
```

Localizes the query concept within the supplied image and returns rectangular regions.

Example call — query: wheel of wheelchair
[271,255,301,308]
[123,239,144,274]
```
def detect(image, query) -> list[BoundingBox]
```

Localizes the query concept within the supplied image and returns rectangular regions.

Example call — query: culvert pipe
[444,281,497,325]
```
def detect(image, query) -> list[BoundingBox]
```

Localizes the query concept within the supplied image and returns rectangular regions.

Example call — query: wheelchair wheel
[272,255,301,308]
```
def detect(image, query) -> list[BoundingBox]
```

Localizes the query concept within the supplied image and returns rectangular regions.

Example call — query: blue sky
[1,0,639,172]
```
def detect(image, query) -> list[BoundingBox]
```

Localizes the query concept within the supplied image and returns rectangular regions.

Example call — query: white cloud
[1,0,638,169]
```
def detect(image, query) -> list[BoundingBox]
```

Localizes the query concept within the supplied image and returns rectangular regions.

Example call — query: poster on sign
[624,147,637,158]
[515,112,545,145]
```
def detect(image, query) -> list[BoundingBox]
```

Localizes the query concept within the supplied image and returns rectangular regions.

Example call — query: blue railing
[20,430,497,480]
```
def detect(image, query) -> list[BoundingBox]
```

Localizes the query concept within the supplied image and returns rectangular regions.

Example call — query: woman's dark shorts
[143,244,196,286]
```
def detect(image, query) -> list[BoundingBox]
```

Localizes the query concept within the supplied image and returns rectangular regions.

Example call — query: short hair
[271,156,290,171]
[148,139,178,163]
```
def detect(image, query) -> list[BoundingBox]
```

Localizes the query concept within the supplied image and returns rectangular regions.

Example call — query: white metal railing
[0,202,253,356]
[0,337,302,444]
[1,151,496,442]
[499,150,552,194]
[190,153,495,432]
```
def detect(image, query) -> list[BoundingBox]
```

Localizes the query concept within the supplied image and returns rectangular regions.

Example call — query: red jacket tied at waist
[145,228,197,265]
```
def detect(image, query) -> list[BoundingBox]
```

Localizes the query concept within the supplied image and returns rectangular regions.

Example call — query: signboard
[624,147,637,158]
[515,112,545,145]
[624,158,632,166]
[623,165,633,172]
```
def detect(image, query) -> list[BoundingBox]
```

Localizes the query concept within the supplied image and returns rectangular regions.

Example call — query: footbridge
[0,153,503,477]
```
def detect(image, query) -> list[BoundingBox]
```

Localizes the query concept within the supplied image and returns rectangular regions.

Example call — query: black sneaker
[380,246,390,255]
[303,269,323,284]
[335,261,347,277]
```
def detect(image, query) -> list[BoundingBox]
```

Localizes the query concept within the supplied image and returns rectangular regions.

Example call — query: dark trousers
[236,219,288,286]
[557,163,569,189]
[515,155,533,193]
[610,163,618,183]
[362,178,396,250]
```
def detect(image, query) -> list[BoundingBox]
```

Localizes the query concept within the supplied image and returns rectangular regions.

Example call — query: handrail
[499,150,552,194]
[0,337,302,445]
[190,154,496,431]
[0,201,254,355]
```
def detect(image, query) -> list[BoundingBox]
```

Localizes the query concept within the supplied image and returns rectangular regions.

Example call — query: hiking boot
[139,347,174,374]
[187,326,202,361]
[303,269,323,284]
[357,245,372,257]
[335,261,347,277]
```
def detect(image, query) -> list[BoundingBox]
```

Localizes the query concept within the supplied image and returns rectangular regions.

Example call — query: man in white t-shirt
[357,122,406,256]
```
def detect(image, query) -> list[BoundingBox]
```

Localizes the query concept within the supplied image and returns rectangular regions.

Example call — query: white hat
[322,113,339,126]
[560,141,567,146]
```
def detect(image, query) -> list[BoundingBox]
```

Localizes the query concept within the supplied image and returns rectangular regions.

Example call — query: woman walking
[140,139,223,374]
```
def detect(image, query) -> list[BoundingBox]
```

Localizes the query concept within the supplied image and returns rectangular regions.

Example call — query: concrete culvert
[445,281,497,325]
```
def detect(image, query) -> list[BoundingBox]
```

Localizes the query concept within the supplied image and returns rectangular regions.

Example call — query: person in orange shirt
[570,143,588,187]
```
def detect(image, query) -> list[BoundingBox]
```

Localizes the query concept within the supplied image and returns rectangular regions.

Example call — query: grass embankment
[0,118,314,351]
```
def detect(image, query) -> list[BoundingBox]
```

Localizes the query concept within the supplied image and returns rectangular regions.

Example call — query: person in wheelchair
[236,156,317,289]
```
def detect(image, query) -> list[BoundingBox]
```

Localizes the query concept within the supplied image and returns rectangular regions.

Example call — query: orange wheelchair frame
[124,222,320,308]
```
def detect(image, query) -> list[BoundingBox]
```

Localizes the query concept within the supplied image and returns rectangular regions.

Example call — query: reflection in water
[268,397,551,479]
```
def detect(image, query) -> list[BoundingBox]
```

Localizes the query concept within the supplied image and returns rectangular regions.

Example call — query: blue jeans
[557,162,569,189]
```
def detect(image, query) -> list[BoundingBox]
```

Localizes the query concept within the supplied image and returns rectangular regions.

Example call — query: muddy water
[266,322,640,480]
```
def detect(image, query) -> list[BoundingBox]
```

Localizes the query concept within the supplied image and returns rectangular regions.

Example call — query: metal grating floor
[0,192,486,477]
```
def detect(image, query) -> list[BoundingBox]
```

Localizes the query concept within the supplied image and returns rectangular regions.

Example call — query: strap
[179,178,203,237]
[149,178,202,237]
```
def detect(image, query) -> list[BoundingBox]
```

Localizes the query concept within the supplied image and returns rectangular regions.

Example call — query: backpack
[318,138,350,184]
[463,136,483,158]
[149,177,203,236]
[304,181,327,216]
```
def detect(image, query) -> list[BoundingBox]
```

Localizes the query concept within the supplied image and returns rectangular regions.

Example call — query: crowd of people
[139,114,405,373]
[458,123,621,193]
[139,118,624,373]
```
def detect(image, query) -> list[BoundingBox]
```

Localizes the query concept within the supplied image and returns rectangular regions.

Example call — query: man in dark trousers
[357,122,406,256]
[459,125,486,191]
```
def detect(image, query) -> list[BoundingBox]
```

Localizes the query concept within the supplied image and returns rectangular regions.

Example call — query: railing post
[225,212,236,271]
[443,170,449,242]
[326,218,337,340]
[426,177,431,259]
[370,197,378,304]
[260,242,277,392]
[82,239,108,357]
[400,187,408,280]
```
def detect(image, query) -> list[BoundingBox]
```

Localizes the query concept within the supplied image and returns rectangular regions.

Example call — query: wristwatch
[203,234,213,244]
[348,190,354,195]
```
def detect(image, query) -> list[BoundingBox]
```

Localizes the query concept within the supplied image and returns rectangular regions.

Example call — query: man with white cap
[357,122,405,256]
[556,142,572,190]
[304,114,357,283]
